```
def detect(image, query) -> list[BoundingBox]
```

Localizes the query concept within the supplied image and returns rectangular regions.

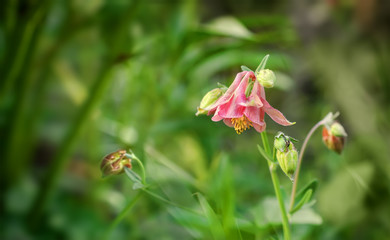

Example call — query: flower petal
[230,72,250,106]
[223,118,234,127]
[239,80,263,107]
[211,106,225,122]
[208,71,247,113]
[261,97,295,126]
[244,106,265,127]
[216,96,245,119]
[253,122,266,133]
[211,113,223,122]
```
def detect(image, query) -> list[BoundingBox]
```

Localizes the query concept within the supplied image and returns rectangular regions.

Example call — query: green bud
[275,137,298,180]
[276,150,287,170]
[256,69,276,88]
[196,87,225,116]
[274,132,287,152]
[285,147,298,177]
[100,150,132,177]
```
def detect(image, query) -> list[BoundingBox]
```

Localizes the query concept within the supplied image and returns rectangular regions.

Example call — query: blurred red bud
[322,123,347,154]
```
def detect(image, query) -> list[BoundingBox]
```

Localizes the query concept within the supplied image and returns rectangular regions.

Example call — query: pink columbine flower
[207,71,294,134]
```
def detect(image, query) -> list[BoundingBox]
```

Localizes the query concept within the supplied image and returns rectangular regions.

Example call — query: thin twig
[289,120,324,211]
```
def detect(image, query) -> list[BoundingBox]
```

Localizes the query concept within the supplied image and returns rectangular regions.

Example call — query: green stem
[261,131,271,153]
[261,131,291,240]
[105,191,143,240]
[289,121,323,212]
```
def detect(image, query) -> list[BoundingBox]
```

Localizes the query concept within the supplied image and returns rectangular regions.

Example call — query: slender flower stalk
[288,121,324,211]
[261,131,291,240]
[289,112,343,211]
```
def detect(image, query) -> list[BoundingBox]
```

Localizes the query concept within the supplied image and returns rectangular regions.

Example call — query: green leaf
[255,54,270,73]
[196,193,225,239]
[255,197,322,225]
[208,154,242,238]
[289,189,312,214]
[124,167,144,189]
[202,16,254,40]
[167,207,208,238]
[291,207,322,225]
[241,65,253,72]
[132,182,144,190]
[294,179,318,204]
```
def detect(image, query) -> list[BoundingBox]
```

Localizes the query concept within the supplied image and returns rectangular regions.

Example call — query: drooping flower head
[201,70,294,134]
[100,150,132,177]
[322,121,347,154]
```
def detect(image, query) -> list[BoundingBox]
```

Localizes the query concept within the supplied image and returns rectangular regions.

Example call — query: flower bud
[256,69,275,88]
[274,132,298,180]
[322,122,347,154]
[196,87,225,116]
[330,122,347,137]
[276,143,298,180]
[274,132,288,152]
[100,150,132,177]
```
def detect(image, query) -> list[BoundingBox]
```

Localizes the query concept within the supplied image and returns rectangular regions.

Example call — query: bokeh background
[1,0,390,239]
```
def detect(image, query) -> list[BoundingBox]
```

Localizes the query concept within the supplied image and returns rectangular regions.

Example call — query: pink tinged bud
[322,122,347,154]
[100,150,132,177]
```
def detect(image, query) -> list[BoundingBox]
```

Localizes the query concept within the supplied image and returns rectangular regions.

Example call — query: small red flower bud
[322,122,347,154]
[100,150,132,177]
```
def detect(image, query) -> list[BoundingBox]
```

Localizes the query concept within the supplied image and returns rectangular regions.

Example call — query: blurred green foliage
[1,0,390,239]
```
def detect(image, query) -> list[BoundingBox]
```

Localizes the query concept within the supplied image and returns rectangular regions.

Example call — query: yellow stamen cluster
[231,115,253,134]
